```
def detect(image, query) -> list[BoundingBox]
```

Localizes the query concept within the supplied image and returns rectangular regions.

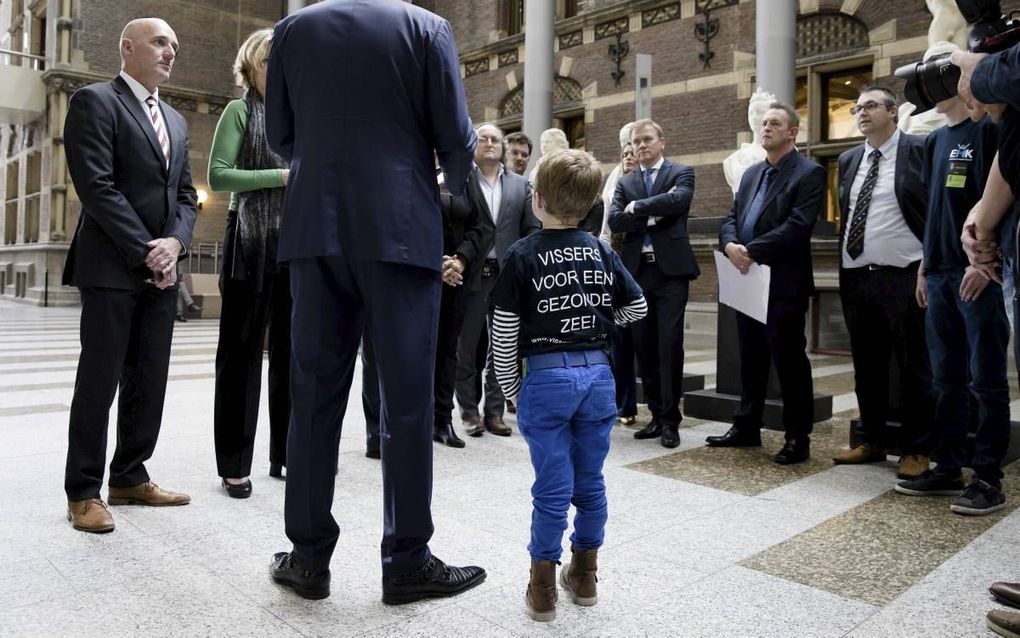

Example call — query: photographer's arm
[962,153,1015,281]
[971,44,1020,110]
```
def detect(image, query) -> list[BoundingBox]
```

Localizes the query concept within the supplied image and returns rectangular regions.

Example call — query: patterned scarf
[237,90,287,293]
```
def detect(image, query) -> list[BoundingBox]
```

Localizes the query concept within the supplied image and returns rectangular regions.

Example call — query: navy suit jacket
[265,0,476,271]
[63,75,197,290]
[719,151,826,300]
[607,159,700,279]
[836,132,927,258]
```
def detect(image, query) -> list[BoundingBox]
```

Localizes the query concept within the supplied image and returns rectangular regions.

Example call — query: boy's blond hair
[534,149,602,224]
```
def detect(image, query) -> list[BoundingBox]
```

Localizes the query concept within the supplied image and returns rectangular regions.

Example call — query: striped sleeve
[613,294,647,326]
[491,307,522,400]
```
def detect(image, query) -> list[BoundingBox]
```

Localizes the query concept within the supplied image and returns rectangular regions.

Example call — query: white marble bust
[723,87,775,193]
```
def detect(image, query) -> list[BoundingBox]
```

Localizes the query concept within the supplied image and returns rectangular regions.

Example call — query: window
[558,114,586,150]
[505,0,524,36]
[558,0,579,20]
[792,60,872,231]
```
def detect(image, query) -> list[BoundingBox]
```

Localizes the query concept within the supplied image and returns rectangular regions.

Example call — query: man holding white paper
[709,102,826,465]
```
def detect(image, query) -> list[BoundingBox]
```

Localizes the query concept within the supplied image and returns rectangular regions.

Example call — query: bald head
[120,18,178,92]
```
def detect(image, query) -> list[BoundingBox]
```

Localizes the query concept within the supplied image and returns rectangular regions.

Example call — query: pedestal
[683,303,833,430]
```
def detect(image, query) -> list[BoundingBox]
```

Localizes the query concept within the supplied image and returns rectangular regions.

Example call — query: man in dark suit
[452,123,539,437]
[832,86,934,478]
[607,118,699,449]
[710,102,826,464]
[62,18,197,533]
[265,1,485,602]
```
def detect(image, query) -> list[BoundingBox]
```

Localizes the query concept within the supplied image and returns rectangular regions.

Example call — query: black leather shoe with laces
[381,555,486,605]
[271,552,330,600]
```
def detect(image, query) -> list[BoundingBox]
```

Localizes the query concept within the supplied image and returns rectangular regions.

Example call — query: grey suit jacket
[463,169,539,291]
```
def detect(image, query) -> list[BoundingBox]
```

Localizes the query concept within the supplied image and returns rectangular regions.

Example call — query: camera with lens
[894,0,1020,111]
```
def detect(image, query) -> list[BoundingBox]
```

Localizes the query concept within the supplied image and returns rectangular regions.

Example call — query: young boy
[489,149,647,621]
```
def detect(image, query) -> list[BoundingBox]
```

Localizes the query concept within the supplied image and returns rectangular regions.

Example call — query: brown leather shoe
[897,454,930,479]
[484,416,512,437]
[462,413,484,437]
[560,547,598,606]
[107,481,190,506]
[991,582,1020,609]
[67,498,115,533]
[987,609,1020,637]
[526,560,557,622]
[833,443,887,465]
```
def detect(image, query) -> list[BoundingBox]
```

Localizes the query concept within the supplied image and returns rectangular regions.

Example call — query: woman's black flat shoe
[221,478,252,499]
[269,463,284,479]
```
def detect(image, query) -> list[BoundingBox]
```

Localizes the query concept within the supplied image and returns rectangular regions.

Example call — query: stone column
[755,0,796,104]
[287,0,306,16]
[522,0,555,170]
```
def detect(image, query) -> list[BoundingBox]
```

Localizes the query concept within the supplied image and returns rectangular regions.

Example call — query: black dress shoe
[271,552,330,600]
[705,426,762,448]
[433,423,466,448]
[269,463,284,479]
[660,425,680,448]
[633,420,663,440]
[187,303,202,313]
[365,448,381,459]
[774,439,810,465]
[175,314,187,322]
[221,478,252,499]
[381,555,486,605]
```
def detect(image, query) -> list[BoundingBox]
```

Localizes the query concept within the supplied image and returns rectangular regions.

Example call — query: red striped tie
[145,96,170,171]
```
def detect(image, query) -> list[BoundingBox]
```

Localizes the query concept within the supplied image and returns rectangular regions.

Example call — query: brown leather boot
[832,443,887,464]
[67,498,115,533]
[107,481,190,506]
[560,546,598,606]
[896,454,930,479]
[526,560,557,622]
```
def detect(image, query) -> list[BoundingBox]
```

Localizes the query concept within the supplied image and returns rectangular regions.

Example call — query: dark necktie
[739,166,776,244]
[844,149,882,260]
[643,168,655,248]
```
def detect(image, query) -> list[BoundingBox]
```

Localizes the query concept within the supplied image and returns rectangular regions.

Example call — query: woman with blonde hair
[209,28,291,498]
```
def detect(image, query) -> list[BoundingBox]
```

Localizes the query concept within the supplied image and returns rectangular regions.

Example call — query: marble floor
[0,298,1018,637]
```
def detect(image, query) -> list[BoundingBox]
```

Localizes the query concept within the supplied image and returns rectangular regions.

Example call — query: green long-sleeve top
[207,98,286,210]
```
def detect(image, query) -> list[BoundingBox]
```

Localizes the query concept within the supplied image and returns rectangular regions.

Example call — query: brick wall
[433,0,500,51]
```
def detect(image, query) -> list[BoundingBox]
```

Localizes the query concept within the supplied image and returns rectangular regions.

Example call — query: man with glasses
[452,123,540,437]
[832,86,934,479]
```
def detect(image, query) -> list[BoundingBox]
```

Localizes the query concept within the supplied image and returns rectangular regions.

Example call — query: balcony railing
[0,48,45,71]
[0,49,46,125]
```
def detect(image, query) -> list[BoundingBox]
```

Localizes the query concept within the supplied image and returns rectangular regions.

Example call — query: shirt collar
[474,162,504,181]
[641,156,665,173]
[119,70,159,103]
[866,129,899,158]
[766,147,799,172]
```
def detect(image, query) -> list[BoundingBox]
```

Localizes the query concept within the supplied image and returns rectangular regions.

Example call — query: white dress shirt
[841,130,922,268]
[119,71,169,150]
[476,164,504,259]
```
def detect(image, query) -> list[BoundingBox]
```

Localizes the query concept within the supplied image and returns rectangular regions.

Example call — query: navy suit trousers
[286,255,441,575]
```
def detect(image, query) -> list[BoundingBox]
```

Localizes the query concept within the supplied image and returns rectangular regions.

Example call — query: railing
[0,48,45,71]
[186,242,222,275]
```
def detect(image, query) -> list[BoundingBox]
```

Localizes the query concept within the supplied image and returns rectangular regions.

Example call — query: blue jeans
[517,360,617,562]
[926,271,1010,485]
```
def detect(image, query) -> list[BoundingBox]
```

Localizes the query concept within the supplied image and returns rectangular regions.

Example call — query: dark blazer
[607,159,700,279]
[461,169,539,291]
[266,0,476,271]
[836,132,927,257]
[439,179,490,277]
[719,151,826,300]
[62,75,197,289]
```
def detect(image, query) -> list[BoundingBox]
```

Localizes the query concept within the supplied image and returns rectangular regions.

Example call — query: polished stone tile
[627,421,853,496]
[742,466,1020,606]
[582,566,876,638]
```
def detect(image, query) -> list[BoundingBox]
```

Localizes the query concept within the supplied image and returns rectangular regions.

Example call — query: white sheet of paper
[713,250,770,324]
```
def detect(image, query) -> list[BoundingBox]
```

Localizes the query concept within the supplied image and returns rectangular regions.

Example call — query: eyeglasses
[478,135,502,145]
[849,101,889,116]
